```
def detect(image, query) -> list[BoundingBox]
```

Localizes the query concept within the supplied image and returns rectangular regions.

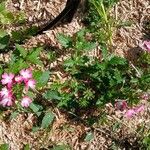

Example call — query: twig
[130,62,141,77]
[20,0,25,9]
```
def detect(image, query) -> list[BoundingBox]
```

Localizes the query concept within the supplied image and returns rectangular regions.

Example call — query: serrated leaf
[11,30,25,42]
[41,112,55,128]
[26,47,43,66]
[15,44,27,58]
[24,26,38,36]
[57,33,72,48]
[76,41,96,51]
[33,70,43,80]
[9,111,19,120]
[84,132,94,142]
[7,59,28,73]
[109,56,127,65]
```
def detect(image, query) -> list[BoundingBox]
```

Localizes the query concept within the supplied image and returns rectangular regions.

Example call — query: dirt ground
[0,0,149,149]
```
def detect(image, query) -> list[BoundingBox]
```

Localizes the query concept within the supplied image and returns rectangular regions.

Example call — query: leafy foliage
[44,30,150,113]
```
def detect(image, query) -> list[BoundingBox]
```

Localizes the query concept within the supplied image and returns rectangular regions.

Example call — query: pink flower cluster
[115,100,145,119]
[140,40,150,52]
[0,68,36,108]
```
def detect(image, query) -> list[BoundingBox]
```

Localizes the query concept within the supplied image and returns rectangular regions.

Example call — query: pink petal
[140,41,150,52]
[21,96,32,107]
[9,73,15,79]
[1,73,14,85]
[134,105,145,113]
[124,109,136,118]
[15,75,23,83]
[0,87,10,97]
[144,41,150,50]
[20,69,32,81]
[0,97,13,107]
[2,73,8,78]
[26,79,36,90]
[1,79,8,85]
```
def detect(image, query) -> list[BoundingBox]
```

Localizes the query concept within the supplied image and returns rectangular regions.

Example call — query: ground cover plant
[0,0,149,149]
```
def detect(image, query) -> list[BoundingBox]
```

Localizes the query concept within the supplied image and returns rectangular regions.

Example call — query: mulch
[0,0,149,149]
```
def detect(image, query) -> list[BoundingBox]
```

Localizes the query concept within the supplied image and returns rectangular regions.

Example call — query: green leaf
[76,41,96,51]
[29,103,43,113]
[11,30,25,42]
[112,122,121,131]
[41,112,55,128]
[7,59,28,74]
[109,56,127,65]
[27,91,36,99]
[24,26,38,36]
[0,35,10,50]
[24,144,30,150]
[84,132,94,142]
[143,135,150,147]
[0,144,9,150]
[52,144,71,150]
[57,33,72,48]
[0,3,5,12]
[26,47,43,66]
[101,46,108,60]
[113,69,123,84]
[43,90,61,100]
[33,70,43,80]
[15,44,27,58]
[5,12,14,22]
[0,30,7,37]
[32,126,40,132]
[0,66,3,76]
[9,111,19,120]
[36,71,50,88]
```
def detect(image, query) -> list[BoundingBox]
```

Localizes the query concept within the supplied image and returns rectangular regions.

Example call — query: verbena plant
[44,30,150,113]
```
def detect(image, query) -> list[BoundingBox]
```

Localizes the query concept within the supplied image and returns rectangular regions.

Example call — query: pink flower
[21,96,32,107]
[25,79,36,90]
[15,75,23,83]
[124,109,136,118]
[20,68,32,81]
[0,87,11,98]
[1,73,14,87]
[134,105,145,113]
[0,97,13,107]
[140,41,150,52]
[115,100,128,111]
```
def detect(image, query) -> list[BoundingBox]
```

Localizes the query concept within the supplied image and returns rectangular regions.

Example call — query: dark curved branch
[35,0,81,35]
